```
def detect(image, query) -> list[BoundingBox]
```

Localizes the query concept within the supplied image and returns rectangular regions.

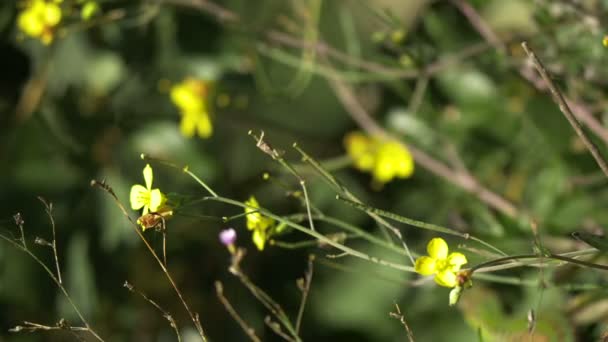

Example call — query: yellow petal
[395,148,414,178]
[252,229,266,251]
[18,11,44,37]
[170,82,204,112]
[44,3,62,26]
[129,184,148,210]
[196,111,213,138]
[373,159,396,183]
[148,189,165,213]
[447,252,467,272]
[354,152,375,171]
[344,132,371,159]
[435,270,457,288]
[427,238,448,260]
[143,164,154,190]
[180,113,197,138]
[414,256,437,276]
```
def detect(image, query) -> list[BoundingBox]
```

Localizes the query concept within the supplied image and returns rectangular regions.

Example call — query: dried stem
[521,42,608,180]
[451,0,608,146]
[38,197,62,285]
[124,281,181,342]
[91,180,207,341]
[228,248,300,341]
[295,255,314,334]
[265,316,297,342]
[389,303,415,342]
[249,131,316,232]
[1,218,104,341]
[215,281,261,342]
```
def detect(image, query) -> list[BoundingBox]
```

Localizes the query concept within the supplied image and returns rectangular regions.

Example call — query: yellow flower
[414,237,467,288]
[244,196,275,251]
[344,131,414,185]
[170,78,213,138]
[130,164,166,216]
[18,0,63,45]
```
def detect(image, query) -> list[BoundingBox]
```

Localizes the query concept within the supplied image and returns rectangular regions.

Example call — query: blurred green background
[3,0,608,341]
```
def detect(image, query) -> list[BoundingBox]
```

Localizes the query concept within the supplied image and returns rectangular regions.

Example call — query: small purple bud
[219,228,237,246]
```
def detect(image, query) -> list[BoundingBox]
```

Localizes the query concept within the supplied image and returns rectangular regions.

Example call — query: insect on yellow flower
[130,164,166,217]
[170,78,213,139]
[344,131,414,186]
[244,196,275,251]
[414,237,468,288]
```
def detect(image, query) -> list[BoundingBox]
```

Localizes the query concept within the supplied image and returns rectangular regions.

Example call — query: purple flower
[219,228,237,247]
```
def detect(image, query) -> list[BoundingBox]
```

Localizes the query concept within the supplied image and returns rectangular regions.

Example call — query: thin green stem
[205,196,415,273]
[471,252,608,273]
[293,144,416,265]
[337,195,507,256]
[141,154,218,198]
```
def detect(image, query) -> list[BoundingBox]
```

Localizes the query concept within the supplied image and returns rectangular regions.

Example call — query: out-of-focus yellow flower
[18,0,63,45]
[603,35,608,47]
[80,1,100,21]
[170,78,213,138]
[414,237,468,288]
[244,196,275,251]
[130,164,166,216]
[344,131,414,185]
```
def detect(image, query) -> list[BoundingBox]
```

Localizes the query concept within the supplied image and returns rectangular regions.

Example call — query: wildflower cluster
[170,78,213,139]
[344,131,414,186]
[17,0,100,45]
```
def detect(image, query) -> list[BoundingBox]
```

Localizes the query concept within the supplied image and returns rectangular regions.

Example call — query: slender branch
[124,281,181,342]
[293,144,416,265]
[215,281,261,342]
[91,180,208,341]
[521,42,608,180]
[295,255,314,334]
[1,232,104,341]
[249,131,316,232]
[471,252,608,273]
[389,303,415,342]
[452,0,608,147]
[38,198,63,285]
[336,195,507,256]
[228,248,300,341]
[265,316,296,342]
[206,196,415,273]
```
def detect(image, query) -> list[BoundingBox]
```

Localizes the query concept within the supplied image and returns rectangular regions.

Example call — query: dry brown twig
[521,42,608,179]
[124,281,182,342]
[389,303,415,342]
[450,0,608,147]
[3,211,105,341]
[215,281,262,342]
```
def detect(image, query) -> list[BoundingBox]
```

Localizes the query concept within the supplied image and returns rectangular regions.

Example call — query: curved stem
[205,196,415,273]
